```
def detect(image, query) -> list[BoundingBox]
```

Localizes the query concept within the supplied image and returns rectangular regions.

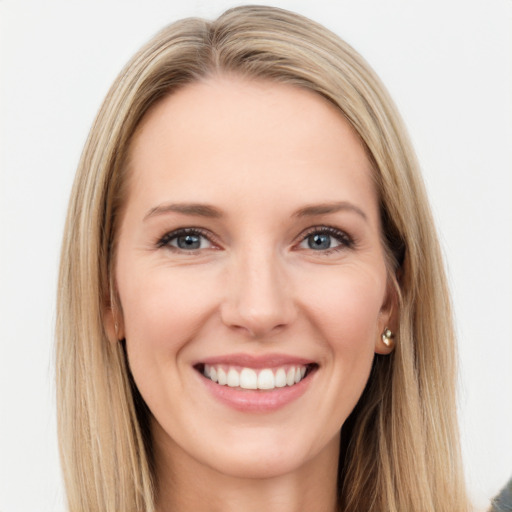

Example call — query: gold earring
[381,328,395,349]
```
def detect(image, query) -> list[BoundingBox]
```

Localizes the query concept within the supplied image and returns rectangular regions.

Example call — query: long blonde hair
[56,5,470,511]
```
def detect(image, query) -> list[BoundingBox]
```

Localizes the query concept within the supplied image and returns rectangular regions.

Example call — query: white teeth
[203,364,310,390]
[204,364,218,383]
[227,368,240,387]
[286,367,295,386]
[275,368,287,388]
[257,369,275,390]
[217,367,227,385]
[240,368,258,389]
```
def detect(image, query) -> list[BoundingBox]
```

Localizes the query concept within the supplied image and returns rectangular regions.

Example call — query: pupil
[178,234,200,249]
[309,233,331,250]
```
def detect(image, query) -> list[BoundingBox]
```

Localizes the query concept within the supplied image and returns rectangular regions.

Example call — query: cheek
[288,265,387,446]
[117,263,220,357]
[300,265,386,346]
[296,263,387,403]
[116,264,221,412]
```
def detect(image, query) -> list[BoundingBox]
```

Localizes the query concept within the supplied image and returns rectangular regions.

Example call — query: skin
[108,76,395,512]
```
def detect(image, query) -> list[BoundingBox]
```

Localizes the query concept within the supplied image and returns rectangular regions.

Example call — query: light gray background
[1,1,511,510]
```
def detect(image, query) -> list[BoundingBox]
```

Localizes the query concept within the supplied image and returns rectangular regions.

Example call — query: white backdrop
[1,1,511,510]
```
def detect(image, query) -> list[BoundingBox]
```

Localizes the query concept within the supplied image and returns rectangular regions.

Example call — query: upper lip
[194,353,316,369]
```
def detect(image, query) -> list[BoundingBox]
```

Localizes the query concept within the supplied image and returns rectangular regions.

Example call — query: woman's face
[112,76,394,480]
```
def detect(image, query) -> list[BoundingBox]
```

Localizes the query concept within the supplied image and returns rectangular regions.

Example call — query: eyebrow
[143,200,367,222]
[144,202,223,221]
[293,201,367,221]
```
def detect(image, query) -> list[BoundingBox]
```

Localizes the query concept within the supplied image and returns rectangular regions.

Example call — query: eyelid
[155,225,354,253]
[156,227,220,251]
[295,225,355,251]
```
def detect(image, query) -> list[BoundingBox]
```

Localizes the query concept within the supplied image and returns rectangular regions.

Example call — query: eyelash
[155,226,355,253]
[298,225,355,253]
[156,227,217,252]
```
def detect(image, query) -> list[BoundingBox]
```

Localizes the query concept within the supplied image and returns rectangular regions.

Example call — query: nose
[220,249,297,338]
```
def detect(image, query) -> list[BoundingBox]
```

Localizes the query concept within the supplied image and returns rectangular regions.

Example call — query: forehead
[126,76,377,220]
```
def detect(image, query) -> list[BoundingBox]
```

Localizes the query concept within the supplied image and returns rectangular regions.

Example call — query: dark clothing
[490,478,512,512]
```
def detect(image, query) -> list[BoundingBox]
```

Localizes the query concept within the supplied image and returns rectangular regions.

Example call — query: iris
[308,233,332,250]
[177,234,201,250]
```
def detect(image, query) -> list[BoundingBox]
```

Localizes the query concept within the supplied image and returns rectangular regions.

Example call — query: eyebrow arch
[144,201,366,222]
[144,202,223,221]
[293,201,367,221]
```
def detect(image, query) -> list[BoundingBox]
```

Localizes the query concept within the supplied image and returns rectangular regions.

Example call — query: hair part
[56,5,469,511]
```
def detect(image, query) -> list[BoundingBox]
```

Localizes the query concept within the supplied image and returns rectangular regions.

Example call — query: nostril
[220,301,296,339]
[219,261,297,336]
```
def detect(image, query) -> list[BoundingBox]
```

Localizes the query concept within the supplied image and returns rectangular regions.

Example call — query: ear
[103,298,125,344]
[375,278,398,355]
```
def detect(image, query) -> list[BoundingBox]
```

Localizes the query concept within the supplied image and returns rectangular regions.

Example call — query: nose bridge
[221,243,295,337]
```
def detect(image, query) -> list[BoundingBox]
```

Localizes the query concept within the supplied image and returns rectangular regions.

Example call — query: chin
[194,422,340,481]
[204,444,316,480]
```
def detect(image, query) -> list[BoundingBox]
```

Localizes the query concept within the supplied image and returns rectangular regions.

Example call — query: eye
[157,228,215,252]
[297,227,353,252]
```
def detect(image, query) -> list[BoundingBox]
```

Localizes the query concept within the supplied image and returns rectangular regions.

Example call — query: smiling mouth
[195,363,318,391]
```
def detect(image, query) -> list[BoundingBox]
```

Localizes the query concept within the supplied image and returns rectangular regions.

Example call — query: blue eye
[307,233,335,250]
[158,229,213,251]
[174,234,202,249]
[298,227,352,252]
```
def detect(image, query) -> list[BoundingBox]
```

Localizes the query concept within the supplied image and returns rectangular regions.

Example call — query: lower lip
[198,370,315,413]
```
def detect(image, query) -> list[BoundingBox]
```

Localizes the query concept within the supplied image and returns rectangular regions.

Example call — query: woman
[56,5,471,511]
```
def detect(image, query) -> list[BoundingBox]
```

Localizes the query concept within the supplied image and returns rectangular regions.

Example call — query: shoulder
[489,477,512,512]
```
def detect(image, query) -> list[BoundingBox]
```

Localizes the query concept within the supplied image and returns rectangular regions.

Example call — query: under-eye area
[194,363,319,391]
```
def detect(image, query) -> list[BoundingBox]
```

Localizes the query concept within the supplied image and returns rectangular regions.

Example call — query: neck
[153,423,340,512]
